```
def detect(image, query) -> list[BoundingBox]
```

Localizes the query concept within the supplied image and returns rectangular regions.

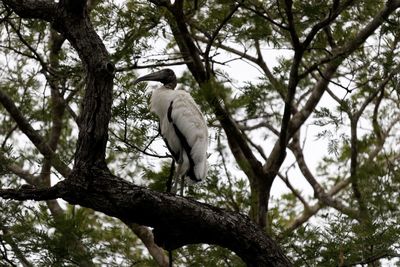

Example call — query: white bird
[134,69,208,191]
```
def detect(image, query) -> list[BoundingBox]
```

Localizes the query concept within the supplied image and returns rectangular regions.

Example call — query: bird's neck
[163,81,177,89]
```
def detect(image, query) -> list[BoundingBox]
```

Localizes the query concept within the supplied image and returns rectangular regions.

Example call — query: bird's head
[134,68,177,89]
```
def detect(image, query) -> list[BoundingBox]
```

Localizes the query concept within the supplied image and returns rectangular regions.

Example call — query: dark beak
[134,70,167,85]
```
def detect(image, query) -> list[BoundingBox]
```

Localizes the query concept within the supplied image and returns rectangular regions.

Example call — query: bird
[134,69,208,193]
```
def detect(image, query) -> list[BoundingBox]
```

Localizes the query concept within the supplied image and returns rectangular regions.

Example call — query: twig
[110,130,171,159]
[204,1,243,76]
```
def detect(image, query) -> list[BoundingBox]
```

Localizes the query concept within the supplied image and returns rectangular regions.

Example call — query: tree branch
[2,0,56,21]
[281,177,351,235]
[286,0,400,142]
[0,174,292,267]
[302,0,355,49]
[204,1,242,76]
[0,184,65,201]
[288,133,358,218]
[282,108,398,234]
[242,3,288,30]
[128,224,169,267]
[278,172,310,210]
[0,225,33,267]
[0,88,71,177]
[283,0,300,48]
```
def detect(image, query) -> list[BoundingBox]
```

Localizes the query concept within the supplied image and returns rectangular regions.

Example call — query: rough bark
[0,174,292,267]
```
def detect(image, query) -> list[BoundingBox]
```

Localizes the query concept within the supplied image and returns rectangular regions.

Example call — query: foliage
[0,0,400,266]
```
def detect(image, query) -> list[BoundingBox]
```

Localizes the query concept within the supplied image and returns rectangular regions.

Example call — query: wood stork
[134,69,208,192]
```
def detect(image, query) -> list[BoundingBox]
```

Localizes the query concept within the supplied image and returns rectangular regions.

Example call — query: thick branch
[2,0,56,21]
[0,174,292,267]
[0,184,65,201]
[166,3,207,82]
[50,0,115,169]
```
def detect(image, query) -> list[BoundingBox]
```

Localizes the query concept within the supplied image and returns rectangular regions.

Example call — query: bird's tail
[177,152,206,184]
[184,160,207,185]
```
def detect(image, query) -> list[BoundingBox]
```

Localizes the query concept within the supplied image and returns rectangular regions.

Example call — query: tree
[0,0,399,266]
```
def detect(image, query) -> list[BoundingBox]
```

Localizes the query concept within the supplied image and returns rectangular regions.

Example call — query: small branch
[241,132,268,161]
[372,85,385,142]
[300,0,400,79]
[288,133,358,218]
[194,34,288,98]
[0,225,33,267]
[110,130,171,159]
[0,236,17,267]
[282,108,397,235]
[283,0,300,49]
[2,160,38,185]
[128,223,169,267]
[298,55,336,79]
[1,123,17,149]
[204,1,243,76]
[349,117,369,221]
[302,0,355,49]
[6,20,54,76]
[0,183,65,201]
[254,39,288,99]
[116,60,193,72]
[242,3,288,30]
[281,177,351,236]
[278,172,310,210]
[217,129,241,212]
[0,88,71,177]
[355,66,399,119]
[343,252,399,266]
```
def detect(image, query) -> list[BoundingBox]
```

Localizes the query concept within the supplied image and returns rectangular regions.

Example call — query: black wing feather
[168,100,200,182]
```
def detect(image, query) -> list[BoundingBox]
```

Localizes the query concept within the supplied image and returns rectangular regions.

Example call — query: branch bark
[0,174,292,267]
[2,0,56,21]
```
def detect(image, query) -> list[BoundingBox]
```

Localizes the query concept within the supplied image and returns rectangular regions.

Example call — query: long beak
[133,70,165,85]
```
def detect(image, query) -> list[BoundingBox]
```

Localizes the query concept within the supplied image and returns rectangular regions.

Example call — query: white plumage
[134,69,208,186]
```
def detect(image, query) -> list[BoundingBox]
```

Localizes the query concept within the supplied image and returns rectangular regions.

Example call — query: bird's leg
[179,175,185,196]
[177,149,184,164]
[166,159,175,193]
[171,163,182,194]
